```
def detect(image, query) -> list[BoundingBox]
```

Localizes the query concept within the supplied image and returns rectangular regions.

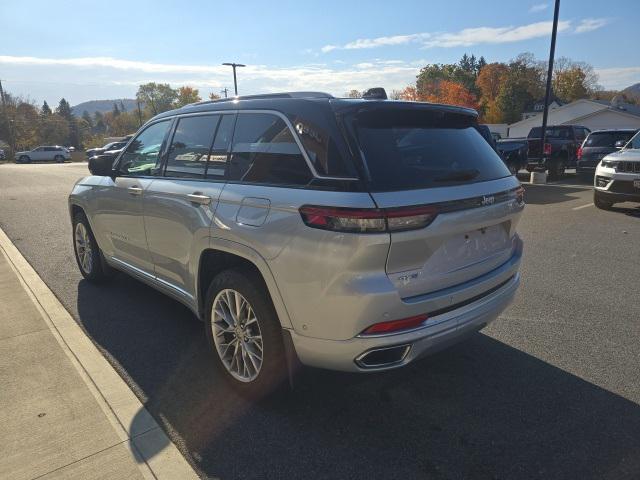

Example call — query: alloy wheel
[211,289,264,382]
[74,222,93,274]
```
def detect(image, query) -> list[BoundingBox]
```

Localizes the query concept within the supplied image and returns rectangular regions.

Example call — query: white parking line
[572,203,594,211]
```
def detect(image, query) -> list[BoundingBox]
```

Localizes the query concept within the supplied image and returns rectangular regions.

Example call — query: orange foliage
[422,80,479,110]
[476,63,509,101]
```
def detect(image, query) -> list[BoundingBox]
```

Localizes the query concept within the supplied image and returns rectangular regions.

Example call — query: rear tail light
[577,147,582,160]
[299,205,438,233]
[361,314,429,335]
[543,143,552,156]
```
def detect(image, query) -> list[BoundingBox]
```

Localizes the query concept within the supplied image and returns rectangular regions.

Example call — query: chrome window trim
[169,109,360,181]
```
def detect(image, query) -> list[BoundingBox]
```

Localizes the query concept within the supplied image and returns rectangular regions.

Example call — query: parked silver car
[68,91,524,393]
[16,145,71,163]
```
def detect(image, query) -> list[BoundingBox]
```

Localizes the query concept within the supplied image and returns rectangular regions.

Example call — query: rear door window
[165,115,218,178]
[228,113,313,186]
[347,107,510,191]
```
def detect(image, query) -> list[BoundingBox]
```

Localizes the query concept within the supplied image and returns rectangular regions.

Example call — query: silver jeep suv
[69,91,524,392]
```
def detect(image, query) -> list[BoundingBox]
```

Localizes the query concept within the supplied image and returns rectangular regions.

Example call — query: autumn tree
[175,86,202,107]
[136,83,178,116]
[345,89,362,98]
[551,58,600,102]
[398,86,420,101]
[423,80,479,110]
[209,92,221,101]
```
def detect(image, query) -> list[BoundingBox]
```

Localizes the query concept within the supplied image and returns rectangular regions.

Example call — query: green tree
[113,102,120,116]
[136,83,178,116]
[81,110,93,129]
[55,98,74,121]
[39,114,70,145]
[40,100,52,116]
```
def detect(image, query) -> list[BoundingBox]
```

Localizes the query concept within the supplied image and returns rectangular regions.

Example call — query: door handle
[127,186,143,196]
[187,193,211,205]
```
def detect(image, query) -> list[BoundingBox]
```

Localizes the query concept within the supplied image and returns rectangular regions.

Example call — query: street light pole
[222,63,246,96]
[541,0,560,164]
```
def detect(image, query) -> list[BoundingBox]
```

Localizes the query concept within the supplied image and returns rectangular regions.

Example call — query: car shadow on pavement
[77,276,640,480]
[521,183,591,205]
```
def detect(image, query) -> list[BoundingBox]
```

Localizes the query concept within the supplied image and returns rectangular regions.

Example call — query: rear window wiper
[433,169,480,182]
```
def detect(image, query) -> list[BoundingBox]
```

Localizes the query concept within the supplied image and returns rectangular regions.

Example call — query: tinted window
[626,131,640,150]
[585,131,636,147]
[348,108,510,191]
[293,117,356,177]
[165,115,218,178]
[118,120,171,176]
[528,126,572,139]
[206,114,235,178]
[229,113,312,185]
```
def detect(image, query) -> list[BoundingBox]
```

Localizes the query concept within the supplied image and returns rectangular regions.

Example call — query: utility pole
[222,63,246,96]
[220,87,229,99]
[541,0,560,164]
[136,100,143,127]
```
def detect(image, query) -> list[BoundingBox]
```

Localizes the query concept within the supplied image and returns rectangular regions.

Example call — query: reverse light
[299,205,438,233]
[361,314,429,335]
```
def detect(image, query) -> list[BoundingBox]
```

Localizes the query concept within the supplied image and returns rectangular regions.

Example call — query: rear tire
[55,155,64,163]
[594,191,613,210]
[205,268,287,397]
[72,211,111,282]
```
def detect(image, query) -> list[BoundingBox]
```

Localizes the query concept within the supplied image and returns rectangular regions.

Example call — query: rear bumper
[290,247,522,372]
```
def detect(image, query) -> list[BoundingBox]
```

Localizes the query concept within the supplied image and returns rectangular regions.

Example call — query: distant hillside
[72,99,138,116]
[622,83,640,101]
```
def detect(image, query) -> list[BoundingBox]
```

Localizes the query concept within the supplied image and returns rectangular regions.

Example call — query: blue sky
[1,0,638,106]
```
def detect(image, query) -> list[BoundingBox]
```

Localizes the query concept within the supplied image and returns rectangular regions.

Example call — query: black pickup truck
[526,125,590,178]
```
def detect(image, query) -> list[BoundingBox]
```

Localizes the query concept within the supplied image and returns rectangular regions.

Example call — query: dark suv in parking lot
[577,129,638,180]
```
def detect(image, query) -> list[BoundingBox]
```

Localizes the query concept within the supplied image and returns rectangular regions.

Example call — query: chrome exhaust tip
[355,344,411,369]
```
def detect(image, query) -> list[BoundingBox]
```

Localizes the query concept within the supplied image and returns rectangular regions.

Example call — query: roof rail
[189,91,334,107]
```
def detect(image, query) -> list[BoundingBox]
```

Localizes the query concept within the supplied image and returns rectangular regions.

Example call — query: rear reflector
[299,205,437,233]
[361,314,428,335]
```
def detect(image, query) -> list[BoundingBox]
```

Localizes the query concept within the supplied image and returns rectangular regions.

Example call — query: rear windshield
[585,131,636,147]
[528,127,572,139]
[347,108,510,191]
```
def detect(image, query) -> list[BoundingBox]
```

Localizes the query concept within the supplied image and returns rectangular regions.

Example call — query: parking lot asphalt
[0,162,639,480]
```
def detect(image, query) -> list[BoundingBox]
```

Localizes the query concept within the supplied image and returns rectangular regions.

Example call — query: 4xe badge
[481,195,495,206]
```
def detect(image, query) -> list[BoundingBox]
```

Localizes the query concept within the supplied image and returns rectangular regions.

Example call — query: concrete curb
[0,226,199,480]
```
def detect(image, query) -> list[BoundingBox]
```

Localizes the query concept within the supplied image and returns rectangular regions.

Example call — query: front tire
[594,191,613,210]
[205,269,287,396]
[72,211,111,281]
[19,155,30,164]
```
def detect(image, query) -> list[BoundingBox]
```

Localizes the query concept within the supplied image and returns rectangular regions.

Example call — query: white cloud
[575,18,610,33]
[321,33,430,53]
[529,3,548,13]
[424,21,570,48]
[595,66,640,90]
[320,18,609,52]
[0,55,425,103]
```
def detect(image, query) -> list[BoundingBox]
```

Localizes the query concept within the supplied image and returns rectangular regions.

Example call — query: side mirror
[614,140,626,149]
[88,155,116,176]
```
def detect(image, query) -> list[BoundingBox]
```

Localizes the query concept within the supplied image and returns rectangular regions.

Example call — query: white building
[507,97,640,138]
